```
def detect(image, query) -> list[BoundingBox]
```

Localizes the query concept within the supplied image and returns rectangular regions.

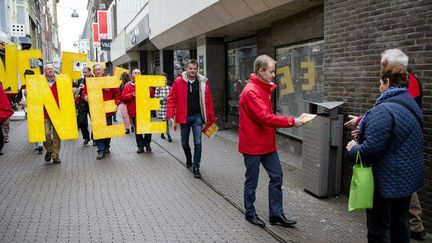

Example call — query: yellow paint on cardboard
[135,75,166,134]
[61,52,87,81]
[0,45,18,93]
[17,49,42,85]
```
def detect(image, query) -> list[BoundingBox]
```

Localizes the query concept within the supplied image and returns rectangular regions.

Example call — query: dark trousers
[96,116,112,153]
[366,194,411,243]
[77,112,90,140]
[180,114,202,168]
[243,151,283,217]
[131,117,151,149]
[0,127,3,152]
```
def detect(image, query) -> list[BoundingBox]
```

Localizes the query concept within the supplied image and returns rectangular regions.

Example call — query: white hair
[381,49,409,68]
[44,63,54,70]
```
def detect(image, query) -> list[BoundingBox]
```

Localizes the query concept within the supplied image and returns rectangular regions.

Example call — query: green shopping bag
[348,152,374,212]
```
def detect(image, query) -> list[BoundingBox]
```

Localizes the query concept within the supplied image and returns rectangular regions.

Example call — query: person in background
[119,72,133,134]
[0,82,14,155]
[166,60,216,179]
[74,67,93,145]
[154,72,172,142]
[346,63,424,243]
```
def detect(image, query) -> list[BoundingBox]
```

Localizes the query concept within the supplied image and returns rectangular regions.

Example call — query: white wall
[149,0,218,38]
[116,0,148,33]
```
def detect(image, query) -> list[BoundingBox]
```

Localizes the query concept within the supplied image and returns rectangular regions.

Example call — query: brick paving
[0,120,277,242]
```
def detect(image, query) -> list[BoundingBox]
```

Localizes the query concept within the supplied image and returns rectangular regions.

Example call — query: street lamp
[71,9,79,18]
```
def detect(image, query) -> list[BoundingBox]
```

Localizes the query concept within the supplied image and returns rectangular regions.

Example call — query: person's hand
[84,96,88,102]
[79,83,85,89]
[346,140,358,151]
[133,91,136,97]
[168,118,175,127]
[351,129,361,138]
[294,118,305,127]
[344,115,359,129]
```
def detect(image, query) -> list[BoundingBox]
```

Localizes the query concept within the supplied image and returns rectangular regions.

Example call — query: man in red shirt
[42,64,61,164]
[239,55,304,227]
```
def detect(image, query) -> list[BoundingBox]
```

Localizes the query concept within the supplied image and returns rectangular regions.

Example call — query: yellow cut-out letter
[17,49,42,85]
[301,62,315,92]
[26,74,78,142]
[0,45,18,93]
[135,75,166,134]
[113,66,129,86]
[86,76,124,139]
[61,52,87,81]
[276,66,295,96]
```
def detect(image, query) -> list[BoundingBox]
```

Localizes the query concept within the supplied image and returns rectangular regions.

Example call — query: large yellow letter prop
[17,49,42,85]
[301,62,315,92]
[61,52,87,81]
[113,66,129,84]
[135,75,166,134]
[86,76,124,139]
[27,74,78,142]
[0,45,18,93]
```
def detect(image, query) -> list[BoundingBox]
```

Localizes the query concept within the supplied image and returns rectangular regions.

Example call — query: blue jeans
[96,116,112,153]
[180,114,202,168]
[243,152,284,217]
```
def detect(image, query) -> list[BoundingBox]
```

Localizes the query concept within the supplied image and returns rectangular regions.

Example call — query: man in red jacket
[42,64,61,164]
[166,59,216,179]
[87,64,121,160]
[239,55,304,228]
[121,69,152,153]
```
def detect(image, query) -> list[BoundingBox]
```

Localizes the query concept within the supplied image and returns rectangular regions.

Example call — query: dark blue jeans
[366,194,411,243]
[243,151,284,217]
[132,117,152,149]
[96,116,112,153]
[180,114,202,168]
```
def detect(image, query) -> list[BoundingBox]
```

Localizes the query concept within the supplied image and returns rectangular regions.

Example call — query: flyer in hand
[298,113,317,123]
[202,122,218,139]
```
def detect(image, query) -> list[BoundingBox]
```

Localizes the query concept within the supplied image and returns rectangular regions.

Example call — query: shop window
[226,39,257,116]
[275,40,324,139]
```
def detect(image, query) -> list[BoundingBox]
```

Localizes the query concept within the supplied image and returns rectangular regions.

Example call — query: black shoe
[145,145,152,152]
[411,230,426,241]
[131,127,135,133]
[53,158,61,164]
[161,134,165,139]
[44,152,52,162]
[125,129,130,134]
[96,152,104,160]
[186,160,192,168]
[137,148,144,154]
[93,141,97,146]
[104,149,111,155]
[0,151,3,155]
[168,136,172,142]
[193,167,201,178]
[37,146,43,154]
[269,215,296,227]
[83,138,90,145]
[246,214,266,228]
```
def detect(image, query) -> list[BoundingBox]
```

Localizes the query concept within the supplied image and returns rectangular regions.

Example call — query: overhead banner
[92,23,100,47]
[98,11,108,40]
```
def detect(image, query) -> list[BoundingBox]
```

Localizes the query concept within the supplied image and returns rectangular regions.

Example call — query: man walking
[43,64,62,164]
[83,64,121,160]
[239,55,304,227]
[122,69,153,153]
[167,59,216,179]
[74,67,93,145]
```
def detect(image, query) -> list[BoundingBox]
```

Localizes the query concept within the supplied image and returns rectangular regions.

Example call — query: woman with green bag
[346,63,424,243]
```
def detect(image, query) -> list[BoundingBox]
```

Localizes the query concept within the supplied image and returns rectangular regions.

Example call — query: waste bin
[302,101,344,198]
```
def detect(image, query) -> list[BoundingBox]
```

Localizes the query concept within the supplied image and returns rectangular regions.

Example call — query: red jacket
[0,83,13,123]
[82,82,121,118]
[166,72,216,126]
[238,74,295,155]
[44,81,59,120]
[121,81,137,118]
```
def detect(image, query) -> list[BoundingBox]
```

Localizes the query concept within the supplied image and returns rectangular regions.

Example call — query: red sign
[92,23,100,47]
[97,11,108,40]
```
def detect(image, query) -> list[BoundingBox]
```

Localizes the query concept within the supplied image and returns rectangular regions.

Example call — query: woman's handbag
[348,152,374,211]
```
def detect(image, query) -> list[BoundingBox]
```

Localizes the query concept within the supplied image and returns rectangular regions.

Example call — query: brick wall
[324,0,432,231]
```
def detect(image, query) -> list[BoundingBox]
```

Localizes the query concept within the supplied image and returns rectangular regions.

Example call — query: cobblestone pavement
[2,120,429,242]
[0,121,277,242]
